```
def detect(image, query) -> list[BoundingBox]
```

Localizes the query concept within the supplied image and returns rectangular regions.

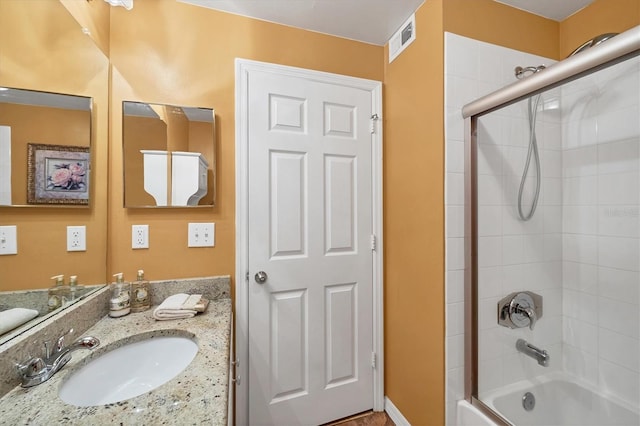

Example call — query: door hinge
[371,352,376,369]
[232,358,241,384]
[370,234,376,251]
[370,113,379,134]
[245,271,249,282]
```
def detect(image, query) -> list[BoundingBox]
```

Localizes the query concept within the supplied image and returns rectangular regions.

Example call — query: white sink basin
[58,335,198,406]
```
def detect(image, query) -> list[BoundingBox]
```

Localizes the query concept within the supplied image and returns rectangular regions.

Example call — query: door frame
[235,58,384,426]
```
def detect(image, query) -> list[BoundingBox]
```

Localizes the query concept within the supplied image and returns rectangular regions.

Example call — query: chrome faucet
[516,338,549,367]
[17,329,100,387]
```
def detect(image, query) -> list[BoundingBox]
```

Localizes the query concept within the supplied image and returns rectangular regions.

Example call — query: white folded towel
[0,308,39,335]
[152,293,202,321]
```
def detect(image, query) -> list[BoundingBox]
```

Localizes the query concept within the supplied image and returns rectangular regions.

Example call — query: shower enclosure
[461,26,640,425]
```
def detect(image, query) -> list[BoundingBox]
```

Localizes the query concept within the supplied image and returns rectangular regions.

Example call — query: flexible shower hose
[517,94,542,221]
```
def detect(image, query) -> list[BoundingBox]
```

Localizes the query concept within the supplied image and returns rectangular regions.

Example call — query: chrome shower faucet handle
[497,291,543,331]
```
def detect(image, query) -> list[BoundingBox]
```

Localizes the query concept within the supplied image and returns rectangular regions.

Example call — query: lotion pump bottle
[69,275,82,300]
[109,273,131,318]
[48,275,65,312]
[131,269,151,313]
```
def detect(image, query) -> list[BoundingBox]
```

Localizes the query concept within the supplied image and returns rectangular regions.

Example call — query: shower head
[515,65,546,80]
[568,33,619,57]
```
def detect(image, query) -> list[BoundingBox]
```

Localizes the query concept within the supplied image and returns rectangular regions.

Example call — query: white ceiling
[177,0,598,46]
[177,0,424,45]
[494,0,596,21]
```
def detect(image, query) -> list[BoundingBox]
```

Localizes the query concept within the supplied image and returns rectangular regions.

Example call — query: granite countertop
[0,298,231,425]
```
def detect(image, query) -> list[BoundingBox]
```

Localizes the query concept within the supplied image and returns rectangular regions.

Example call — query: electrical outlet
[132,224,149,249]
[67,226,86,252]
[0,225,17,255]
[188,223,215,248]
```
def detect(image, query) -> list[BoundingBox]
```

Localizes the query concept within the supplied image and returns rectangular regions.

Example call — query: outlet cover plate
[0,225,17,255]
[188,222,215,248]
[132,224,149,249]
[67,226,87,252]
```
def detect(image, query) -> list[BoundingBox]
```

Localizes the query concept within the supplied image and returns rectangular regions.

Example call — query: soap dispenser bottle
[69,275,83,300]
[109,273,131,318]
[130,269,151,313]
[48,275,67,312]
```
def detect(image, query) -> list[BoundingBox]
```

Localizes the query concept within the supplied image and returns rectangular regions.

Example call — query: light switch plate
[0,225,17,255]
[188,223,215,247]
[132,224,149,249]
[67,226,86,252]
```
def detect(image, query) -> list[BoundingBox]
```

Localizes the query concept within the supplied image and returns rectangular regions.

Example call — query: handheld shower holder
[514,65,546,79]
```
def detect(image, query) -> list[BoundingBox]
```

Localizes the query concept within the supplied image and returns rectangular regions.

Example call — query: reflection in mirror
[0,285,102,345]
[123,101,215,207]
[0,87,92,207]
[0,0,109,349]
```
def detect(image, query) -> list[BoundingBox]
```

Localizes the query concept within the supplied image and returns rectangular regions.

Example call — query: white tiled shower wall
[444,32,640,424]
[559,56,640,406]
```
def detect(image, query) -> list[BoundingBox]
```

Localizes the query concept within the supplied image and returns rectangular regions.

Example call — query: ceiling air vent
[388,13,416,64]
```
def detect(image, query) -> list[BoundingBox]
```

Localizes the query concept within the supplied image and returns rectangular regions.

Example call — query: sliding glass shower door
[471,50,639,425]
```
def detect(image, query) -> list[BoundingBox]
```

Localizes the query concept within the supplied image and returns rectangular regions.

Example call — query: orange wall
[107,0,383,282]
[383,1,445,424]
[444,0,560,59]
[559,0,640,58]
[0,0,109,290]
[60,0,111,58]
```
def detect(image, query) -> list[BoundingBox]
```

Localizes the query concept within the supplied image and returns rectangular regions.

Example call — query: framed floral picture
[27,143,90,205]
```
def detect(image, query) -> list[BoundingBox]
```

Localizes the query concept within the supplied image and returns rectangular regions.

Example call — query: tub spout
[516,338,549,367]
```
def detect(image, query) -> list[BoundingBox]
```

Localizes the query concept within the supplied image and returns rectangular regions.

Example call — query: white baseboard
[385,396,411,426]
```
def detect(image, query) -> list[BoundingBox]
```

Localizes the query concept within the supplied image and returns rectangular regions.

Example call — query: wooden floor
[323,410,395,426]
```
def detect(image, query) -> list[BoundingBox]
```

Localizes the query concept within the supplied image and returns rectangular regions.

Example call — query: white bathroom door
[247,68,376,425]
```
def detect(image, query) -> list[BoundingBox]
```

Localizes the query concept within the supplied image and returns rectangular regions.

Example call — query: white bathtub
[458,375,639,425]
[457,400,497,426]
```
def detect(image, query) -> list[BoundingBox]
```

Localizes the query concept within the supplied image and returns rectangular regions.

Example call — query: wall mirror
[123,101,216,208]
[0,0,109,346]
[0,87,92,207]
